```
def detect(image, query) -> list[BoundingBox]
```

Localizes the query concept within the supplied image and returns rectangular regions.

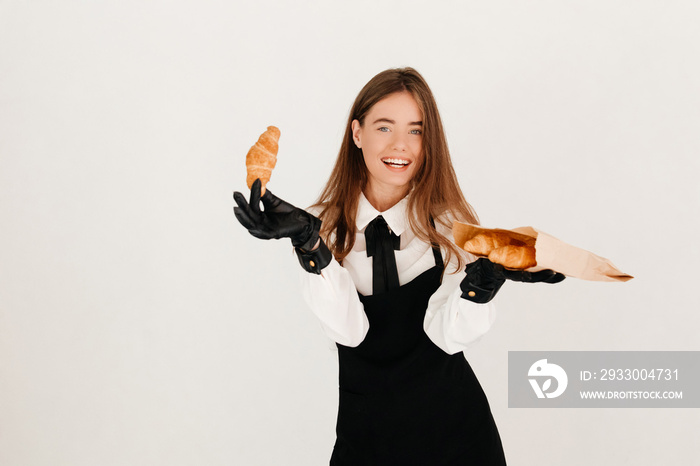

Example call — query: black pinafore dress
[330,246,507,465]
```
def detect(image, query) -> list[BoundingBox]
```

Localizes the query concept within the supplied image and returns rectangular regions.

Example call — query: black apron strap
[431,243,444,270]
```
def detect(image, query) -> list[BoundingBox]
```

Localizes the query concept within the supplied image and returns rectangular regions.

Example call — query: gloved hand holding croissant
[234,178,320,251]
[233,126,333,275]
[234,126,322,251]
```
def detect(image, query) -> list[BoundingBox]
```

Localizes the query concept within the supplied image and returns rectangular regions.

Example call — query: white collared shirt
[299,193,496,354]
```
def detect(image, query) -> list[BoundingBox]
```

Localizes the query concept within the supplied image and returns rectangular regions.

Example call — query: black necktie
[364,215,401,294]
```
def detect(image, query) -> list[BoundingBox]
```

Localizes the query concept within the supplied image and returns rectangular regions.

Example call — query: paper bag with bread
[453,222,633,282]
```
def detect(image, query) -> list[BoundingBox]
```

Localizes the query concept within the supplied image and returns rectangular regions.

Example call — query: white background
[1,1,699,464]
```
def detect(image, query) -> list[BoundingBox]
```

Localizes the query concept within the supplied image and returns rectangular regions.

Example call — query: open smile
[381,157,412,169]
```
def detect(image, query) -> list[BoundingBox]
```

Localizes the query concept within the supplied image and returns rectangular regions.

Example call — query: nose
[391,132,408,151]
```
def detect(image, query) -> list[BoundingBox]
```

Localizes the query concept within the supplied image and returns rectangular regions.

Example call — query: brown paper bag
[452,222,633,282]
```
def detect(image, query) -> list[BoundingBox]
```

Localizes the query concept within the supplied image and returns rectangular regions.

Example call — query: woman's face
[352,91,423,202]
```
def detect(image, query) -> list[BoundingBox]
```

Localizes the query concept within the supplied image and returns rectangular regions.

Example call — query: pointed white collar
[356,192,410,236]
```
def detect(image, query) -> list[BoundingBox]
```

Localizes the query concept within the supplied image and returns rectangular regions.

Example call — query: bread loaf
[246,126,280,194]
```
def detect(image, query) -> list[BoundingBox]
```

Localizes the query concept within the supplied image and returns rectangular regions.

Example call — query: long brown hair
[314,67,479,270]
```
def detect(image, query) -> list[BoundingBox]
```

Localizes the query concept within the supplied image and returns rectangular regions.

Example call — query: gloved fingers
[261,188,295,213]
[233,190,250,210]
[233,206,257,231]
[523,269,565,283]
[539,271,566,283]
[465,258,505,279]
[249,179,263,216]
[501,269,532,282]
[235,206,276,240]
[464,257,484,275]
[247,228,275,240]
[261,187,277,207]
[502,268,566,283]
[464,258,505,288]
[490,261,506,278]
[233,191,261,225]
[463,260,482,284]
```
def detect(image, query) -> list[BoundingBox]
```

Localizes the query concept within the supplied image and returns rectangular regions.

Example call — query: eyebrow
[371,118,423,126]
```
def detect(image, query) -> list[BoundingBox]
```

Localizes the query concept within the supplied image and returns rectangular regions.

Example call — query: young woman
[234,67,563,465]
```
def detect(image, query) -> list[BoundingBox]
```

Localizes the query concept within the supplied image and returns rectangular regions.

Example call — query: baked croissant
[246,126,280,194]
[462,232,524,256]
[488,245,537,269]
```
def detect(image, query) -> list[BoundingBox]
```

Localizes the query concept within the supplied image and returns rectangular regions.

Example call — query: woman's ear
[351,119,362,149]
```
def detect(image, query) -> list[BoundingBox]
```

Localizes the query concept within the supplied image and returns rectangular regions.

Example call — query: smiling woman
[234,67,564,465]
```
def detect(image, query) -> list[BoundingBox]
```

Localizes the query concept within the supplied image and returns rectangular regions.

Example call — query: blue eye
[378,127,389,132]
[410,129,422,135]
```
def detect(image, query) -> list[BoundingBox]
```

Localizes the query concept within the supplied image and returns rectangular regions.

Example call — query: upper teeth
[383,158,409,165]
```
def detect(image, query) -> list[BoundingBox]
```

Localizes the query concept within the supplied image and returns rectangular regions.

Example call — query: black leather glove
[233,178,320,250]
[461,258,565,304]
